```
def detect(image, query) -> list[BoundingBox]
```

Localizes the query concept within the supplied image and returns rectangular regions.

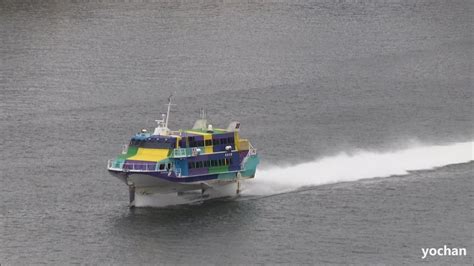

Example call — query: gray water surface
[1,0,472,264]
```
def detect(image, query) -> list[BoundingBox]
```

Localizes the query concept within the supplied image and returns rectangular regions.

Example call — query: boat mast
[165,94,173,128]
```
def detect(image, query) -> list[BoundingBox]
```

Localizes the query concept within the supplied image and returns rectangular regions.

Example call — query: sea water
[0,0,472,264]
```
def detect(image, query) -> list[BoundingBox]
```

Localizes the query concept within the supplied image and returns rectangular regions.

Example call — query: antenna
[200,108,207,120]
[165,93,173,128]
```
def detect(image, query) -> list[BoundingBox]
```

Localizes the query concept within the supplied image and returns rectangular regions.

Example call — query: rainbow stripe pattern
[108,126,259,183]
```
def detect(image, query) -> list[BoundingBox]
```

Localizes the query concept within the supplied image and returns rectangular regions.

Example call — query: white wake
[242,141,473,195]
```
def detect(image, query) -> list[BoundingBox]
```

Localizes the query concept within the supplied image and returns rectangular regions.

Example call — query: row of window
[188,158,233,169]
[188,137,235,148]
[131,138,172,144]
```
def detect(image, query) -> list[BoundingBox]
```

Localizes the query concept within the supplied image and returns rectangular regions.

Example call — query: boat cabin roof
[131,128,234,141]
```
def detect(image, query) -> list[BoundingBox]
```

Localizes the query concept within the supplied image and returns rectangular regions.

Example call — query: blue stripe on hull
[147,172,219,183]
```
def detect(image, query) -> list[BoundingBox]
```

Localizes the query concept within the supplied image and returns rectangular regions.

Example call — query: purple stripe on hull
[147,172,219,183]
[188,168,208,175]
[229,165,240,171]
[238,150,249,161]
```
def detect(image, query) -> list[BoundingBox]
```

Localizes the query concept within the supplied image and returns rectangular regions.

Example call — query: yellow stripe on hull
[234,131,240,150]
[127,148,170,162]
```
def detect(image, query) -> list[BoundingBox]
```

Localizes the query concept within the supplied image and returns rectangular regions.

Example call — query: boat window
[228,137,234,144]
[167,163,171,169]
[225,159,229,165]
[197,140,204,147]
[229,158,233,165]
[189,137,195,142]
[211,160,216,167]
[159,164,165,170]
[221,138,227,144]
[205,140,212,146]
[204,161,210,167]
[213,139,218,145]
[218,159,223,166]
[197,161,203,168]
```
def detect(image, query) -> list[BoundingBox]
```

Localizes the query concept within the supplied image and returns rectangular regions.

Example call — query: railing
[107,159,165,172]
[107,159,186,176]
[172,148,190,158]
[248,142,257,155]
[171,147,204,158]
[121,144,128,155]
[170,130,183,136]
[108,159,125,170]
[240,143,258,169]
[171,145,256,159]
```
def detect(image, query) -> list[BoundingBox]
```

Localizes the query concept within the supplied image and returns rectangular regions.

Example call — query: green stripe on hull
[208,166,229,174]
[110,158,125,168]
[242,155,259,178]
[117,146,139,160]
[217,172,237,180]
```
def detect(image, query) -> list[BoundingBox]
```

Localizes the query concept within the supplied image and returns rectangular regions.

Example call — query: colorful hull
[107,98,259,206]
[108,153,259,194]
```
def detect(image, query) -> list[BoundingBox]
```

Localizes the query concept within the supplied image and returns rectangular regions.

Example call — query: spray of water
[242,141,473,195]
[135,182,238,207]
